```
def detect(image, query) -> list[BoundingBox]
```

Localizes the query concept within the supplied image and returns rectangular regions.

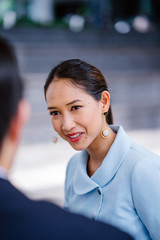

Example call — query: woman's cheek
[51,120,59,132]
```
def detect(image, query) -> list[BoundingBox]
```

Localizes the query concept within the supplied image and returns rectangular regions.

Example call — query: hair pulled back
[44,59,113,124]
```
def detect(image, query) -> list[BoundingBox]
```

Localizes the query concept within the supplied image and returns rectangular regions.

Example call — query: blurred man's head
[0,36,29,170]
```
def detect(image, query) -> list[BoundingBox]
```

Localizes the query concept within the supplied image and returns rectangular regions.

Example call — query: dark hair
[44,59,113,124]
[0,36,23,149]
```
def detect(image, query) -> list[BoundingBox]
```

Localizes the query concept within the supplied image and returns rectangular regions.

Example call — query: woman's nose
[61,114,75,132]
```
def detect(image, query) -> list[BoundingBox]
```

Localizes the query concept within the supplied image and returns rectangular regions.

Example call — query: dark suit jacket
[0,179,133,240]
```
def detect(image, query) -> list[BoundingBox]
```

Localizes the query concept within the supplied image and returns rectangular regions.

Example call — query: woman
[0,38,133,240]
[44,59,160,240]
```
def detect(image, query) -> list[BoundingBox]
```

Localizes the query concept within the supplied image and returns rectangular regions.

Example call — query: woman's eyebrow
[48,106,56,110]
[48,99,82,110]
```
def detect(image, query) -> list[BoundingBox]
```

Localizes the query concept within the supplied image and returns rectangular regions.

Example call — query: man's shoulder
[0,178,31,204]
[0,179,133,240]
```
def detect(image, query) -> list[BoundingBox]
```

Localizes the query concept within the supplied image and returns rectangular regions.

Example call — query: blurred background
[0,0,160,206]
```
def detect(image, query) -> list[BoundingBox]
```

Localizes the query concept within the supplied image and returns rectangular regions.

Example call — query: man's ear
[9,99,30,143]
[100,91,110,113]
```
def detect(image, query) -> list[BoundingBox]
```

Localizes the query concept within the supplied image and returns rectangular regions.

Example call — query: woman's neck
[87,129,116,177]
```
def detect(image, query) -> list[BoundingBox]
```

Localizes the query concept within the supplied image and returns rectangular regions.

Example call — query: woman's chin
[69,142,86,151]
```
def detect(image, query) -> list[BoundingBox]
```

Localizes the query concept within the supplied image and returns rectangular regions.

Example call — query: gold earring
[101,127,110,139]
[103,111,108,116]
[52,135,58,144]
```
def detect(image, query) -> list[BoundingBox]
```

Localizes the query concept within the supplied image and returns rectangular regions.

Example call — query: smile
[67,132,84,142]
[69,133,81,139]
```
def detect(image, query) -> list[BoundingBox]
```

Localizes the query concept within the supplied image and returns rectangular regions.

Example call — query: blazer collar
[73,125,133,195]
[73,150,99,194]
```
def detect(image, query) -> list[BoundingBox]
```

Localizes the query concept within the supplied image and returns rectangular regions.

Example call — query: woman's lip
[67,132,83,137]
[66,132,84,142]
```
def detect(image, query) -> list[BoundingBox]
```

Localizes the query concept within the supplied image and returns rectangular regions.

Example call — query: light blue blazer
[64,125,160,240]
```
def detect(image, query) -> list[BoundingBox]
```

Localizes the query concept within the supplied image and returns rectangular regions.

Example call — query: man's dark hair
[0,36,23,149]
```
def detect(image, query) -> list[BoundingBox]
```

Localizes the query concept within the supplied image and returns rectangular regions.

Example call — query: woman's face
[46,79,107,151]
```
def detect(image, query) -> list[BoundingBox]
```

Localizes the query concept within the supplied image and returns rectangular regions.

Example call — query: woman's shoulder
[130,149,160,240]
[130,140,160,164]
[130,145,160,185]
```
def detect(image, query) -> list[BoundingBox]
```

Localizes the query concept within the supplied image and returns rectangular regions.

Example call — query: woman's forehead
[47,79,86,96]
[46,79,96,106]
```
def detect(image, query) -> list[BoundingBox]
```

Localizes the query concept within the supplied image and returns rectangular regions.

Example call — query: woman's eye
[50,111,60,116]
[71,106,82,111]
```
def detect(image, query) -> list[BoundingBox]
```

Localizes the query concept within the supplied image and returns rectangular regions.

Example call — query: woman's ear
[9,99,30,143]
[100,91,110,113]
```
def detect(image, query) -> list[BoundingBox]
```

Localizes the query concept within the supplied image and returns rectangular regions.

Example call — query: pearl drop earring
[101,127,111,138]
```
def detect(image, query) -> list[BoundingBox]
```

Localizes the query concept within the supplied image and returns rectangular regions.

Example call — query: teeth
[69,133,81,139]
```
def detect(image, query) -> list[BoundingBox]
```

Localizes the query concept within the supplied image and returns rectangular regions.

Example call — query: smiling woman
[44,59,160,240]
[45,77,114,152]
